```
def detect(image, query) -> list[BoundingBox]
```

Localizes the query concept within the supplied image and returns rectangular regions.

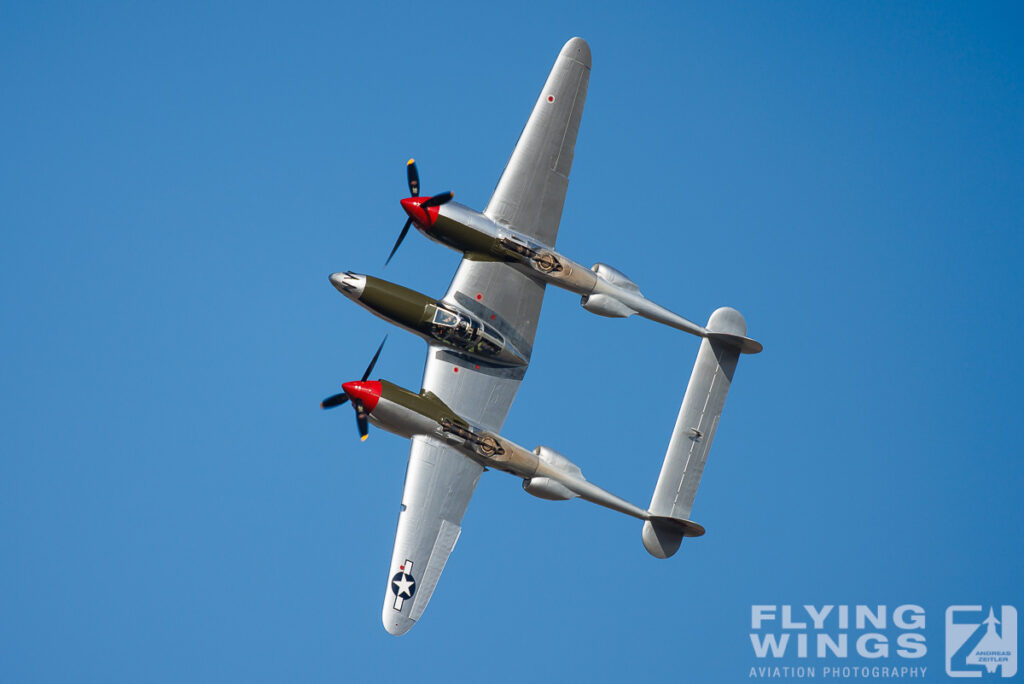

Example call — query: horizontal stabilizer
[646,515,705,538]
[705,331,763,355]
[643,307,749,558]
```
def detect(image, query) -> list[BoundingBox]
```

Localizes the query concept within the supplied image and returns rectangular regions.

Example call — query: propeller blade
[355,399,369,441]
[421,191,453,208]
[360,335,388,382]
[384,218,413,267]
[321,393,349,409]
[406,159,419,197]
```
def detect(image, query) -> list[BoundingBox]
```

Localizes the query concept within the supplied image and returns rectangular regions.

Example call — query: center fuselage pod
[330,272,527,367]
[343,378,656,523]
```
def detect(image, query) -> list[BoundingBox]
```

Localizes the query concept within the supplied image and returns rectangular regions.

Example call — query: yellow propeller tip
[407,158,415,165]
[360,434,368,442]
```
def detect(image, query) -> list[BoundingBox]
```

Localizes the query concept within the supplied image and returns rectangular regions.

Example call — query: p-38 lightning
[322,37,761,635]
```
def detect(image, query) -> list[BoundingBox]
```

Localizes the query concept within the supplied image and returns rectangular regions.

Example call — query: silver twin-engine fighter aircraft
[322,37,762,635]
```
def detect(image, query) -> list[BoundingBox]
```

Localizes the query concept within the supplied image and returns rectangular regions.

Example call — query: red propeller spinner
[341,381,381,412]
[384,160,454,267]
[320,336,387,441]
[400,197,441,228]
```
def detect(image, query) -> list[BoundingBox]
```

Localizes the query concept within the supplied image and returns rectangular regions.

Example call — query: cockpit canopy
[430,306,505,358]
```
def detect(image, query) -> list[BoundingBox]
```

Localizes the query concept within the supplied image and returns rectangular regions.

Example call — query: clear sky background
[2,2,1022,682]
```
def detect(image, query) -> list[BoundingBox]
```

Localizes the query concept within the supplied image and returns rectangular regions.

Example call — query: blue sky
[2,2,1022,682]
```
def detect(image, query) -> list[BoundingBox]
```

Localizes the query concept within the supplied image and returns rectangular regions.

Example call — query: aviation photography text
[749,604,928,680]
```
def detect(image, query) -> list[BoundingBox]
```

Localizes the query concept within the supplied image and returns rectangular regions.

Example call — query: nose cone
[341,380,381,412]
[330,271,366,298]
[400,197,439,228]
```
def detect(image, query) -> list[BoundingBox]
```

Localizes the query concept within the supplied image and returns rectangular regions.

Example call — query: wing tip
[383,613,416,636]
[560,37,591,69]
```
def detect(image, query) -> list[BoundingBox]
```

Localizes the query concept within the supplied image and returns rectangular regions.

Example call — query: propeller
[386,219,414,268]
[320,335,387,441]
[420,191,454,208]
[406,157,420,197]
[384,159,454,267]
[354,399,369,441]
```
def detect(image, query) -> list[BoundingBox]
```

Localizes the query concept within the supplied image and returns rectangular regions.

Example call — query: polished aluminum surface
[643,307,746,558]
[484,37,590,246]
[379,38,592,635]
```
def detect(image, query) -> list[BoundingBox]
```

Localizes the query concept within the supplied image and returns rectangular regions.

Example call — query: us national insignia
[391,559,416,610]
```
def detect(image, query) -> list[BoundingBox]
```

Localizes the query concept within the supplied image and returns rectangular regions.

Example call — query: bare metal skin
[322,37,760,636]
[351,379,705,535]
[401,188,762,354]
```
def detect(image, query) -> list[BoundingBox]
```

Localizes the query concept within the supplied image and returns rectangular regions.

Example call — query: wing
[427,259,545,431]
[382,435,483,636]
[381,38,586,631]
[382,254,549,635]
[484,37,590,247]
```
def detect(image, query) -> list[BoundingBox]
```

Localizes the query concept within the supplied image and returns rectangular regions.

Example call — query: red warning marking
[547,95,554,102]
[453,367,459,373]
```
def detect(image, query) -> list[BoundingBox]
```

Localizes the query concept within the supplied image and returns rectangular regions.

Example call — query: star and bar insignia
[391,559,416,610]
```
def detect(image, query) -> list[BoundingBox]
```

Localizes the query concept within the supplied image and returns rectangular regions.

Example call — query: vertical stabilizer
[642,307,747,558]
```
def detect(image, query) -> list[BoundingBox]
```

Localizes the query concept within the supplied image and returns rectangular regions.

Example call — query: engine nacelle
[522,477,577,501]
[523,446,584,501]
[581,263,644,318]
[591,263,642,294]
[533,445,584,479]
[581,293,637,318]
